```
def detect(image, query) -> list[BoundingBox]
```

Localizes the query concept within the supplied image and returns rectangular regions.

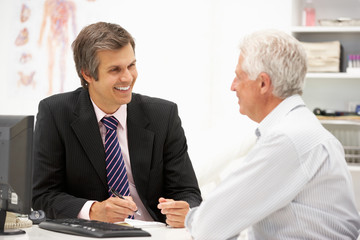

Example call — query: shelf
[348,164,360,171]
[318,118,360,125]
[291,26,360,33]
[306,72,360,79]
[292,0,360,114]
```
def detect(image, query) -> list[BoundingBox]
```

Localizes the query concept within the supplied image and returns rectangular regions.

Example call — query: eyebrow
[107,59,137,70]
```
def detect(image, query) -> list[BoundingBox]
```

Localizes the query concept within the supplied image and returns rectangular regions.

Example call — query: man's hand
[89,196,137,223]
[157,197,190,228]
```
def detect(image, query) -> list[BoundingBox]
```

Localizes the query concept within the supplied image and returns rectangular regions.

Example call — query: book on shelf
[301,41,341,72]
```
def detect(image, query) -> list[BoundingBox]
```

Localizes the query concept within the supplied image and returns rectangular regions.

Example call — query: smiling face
[82,43,138,114]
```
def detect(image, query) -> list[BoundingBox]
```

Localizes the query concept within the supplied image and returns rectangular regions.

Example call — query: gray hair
[239,30,307,98]
[71,22,135,88]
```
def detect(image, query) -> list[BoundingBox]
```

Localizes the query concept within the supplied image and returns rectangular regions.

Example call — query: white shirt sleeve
[186,133,308,240]
[77,200,96,220]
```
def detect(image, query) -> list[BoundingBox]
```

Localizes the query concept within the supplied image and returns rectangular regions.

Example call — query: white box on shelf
[301,41,341,72]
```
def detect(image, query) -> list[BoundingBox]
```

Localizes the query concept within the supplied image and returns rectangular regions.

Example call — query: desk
[0,225,192,240]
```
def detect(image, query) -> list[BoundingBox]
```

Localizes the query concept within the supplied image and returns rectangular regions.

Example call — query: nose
[120,69,132,82]
[230,78,237,91]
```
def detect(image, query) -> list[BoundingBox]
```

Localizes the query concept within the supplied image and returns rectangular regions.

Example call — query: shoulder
[128,93,181,129]
[131,93,175,106]
[38,88,86,119]
[130,93,177,113]
[40,87,83,106]
[271,107,335,154]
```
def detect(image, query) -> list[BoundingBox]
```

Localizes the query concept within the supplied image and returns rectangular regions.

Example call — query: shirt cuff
[185,206,198,232]
[77,200,96,220]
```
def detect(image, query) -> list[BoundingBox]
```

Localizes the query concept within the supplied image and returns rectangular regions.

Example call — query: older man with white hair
[185,29,360,240]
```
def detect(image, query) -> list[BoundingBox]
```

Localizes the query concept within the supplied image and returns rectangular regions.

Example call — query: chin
[239,108,246,115]
[121,95,132,105]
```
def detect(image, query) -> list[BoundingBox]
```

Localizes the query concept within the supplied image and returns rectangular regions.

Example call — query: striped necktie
[101,116,130,197]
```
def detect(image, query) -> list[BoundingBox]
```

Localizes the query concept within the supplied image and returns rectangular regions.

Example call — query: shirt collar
[255,94,305,139]
[90,99,127,129]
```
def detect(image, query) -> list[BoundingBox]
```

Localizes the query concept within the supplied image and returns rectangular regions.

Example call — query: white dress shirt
[186,95,360,240]
[77,101,154,221]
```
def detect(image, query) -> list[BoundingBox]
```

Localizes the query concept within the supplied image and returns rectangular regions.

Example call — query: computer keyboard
[39,218,151,238]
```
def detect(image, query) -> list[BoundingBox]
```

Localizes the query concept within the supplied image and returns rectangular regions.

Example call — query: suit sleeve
[32,99,87,218]
[162,104,202,207]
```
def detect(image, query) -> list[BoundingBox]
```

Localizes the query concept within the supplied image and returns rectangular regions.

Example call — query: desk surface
[0,225,192,240]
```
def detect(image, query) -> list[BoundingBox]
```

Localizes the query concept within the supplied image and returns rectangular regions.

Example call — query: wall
[0,0,292,175]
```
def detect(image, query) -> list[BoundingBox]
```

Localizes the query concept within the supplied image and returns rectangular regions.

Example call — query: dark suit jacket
[32,87,202,222]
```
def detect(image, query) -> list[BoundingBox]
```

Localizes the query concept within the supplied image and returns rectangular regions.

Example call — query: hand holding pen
[88,191,138,222]
[110,187,141,216]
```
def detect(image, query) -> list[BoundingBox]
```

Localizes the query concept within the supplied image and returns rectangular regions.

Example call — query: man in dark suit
[32,22,202,228]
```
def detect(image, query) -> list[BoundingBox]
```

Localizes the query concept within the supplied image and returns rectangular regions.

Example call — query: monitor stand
[0,209,26,235]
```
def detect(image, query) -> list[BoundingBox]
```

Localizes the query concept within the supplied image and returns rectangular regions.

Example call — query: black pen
[110,187,141,216]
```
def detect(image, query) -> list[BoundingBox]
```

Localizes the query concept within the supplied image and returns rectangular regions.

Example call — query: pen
[110,187,141,216]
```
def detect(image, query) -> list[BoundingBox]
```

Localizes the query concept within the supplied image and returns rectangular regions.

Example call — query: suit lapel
[71,89,108,190]
[127,94,154,202]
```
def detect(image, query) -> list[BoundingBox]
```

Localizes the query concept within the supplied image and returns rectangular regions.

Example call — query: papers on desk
[116,219,166,228]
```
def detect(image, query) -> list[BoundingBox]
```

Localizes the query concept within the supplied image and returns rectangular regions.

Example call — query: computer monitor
[0,115,34,235]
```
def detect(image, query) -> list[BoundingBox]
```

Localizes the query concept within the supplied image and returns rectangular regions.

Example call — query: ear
[81,69,93,84]
[259,73,272,95]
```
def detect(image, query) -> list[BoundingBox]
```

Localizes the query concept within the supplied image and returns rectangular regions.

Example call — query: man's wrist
[78,200,96,220]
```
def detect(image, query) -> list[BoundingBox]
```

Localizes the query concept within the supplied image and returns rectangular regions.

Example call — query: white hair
[239,29,307,98]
